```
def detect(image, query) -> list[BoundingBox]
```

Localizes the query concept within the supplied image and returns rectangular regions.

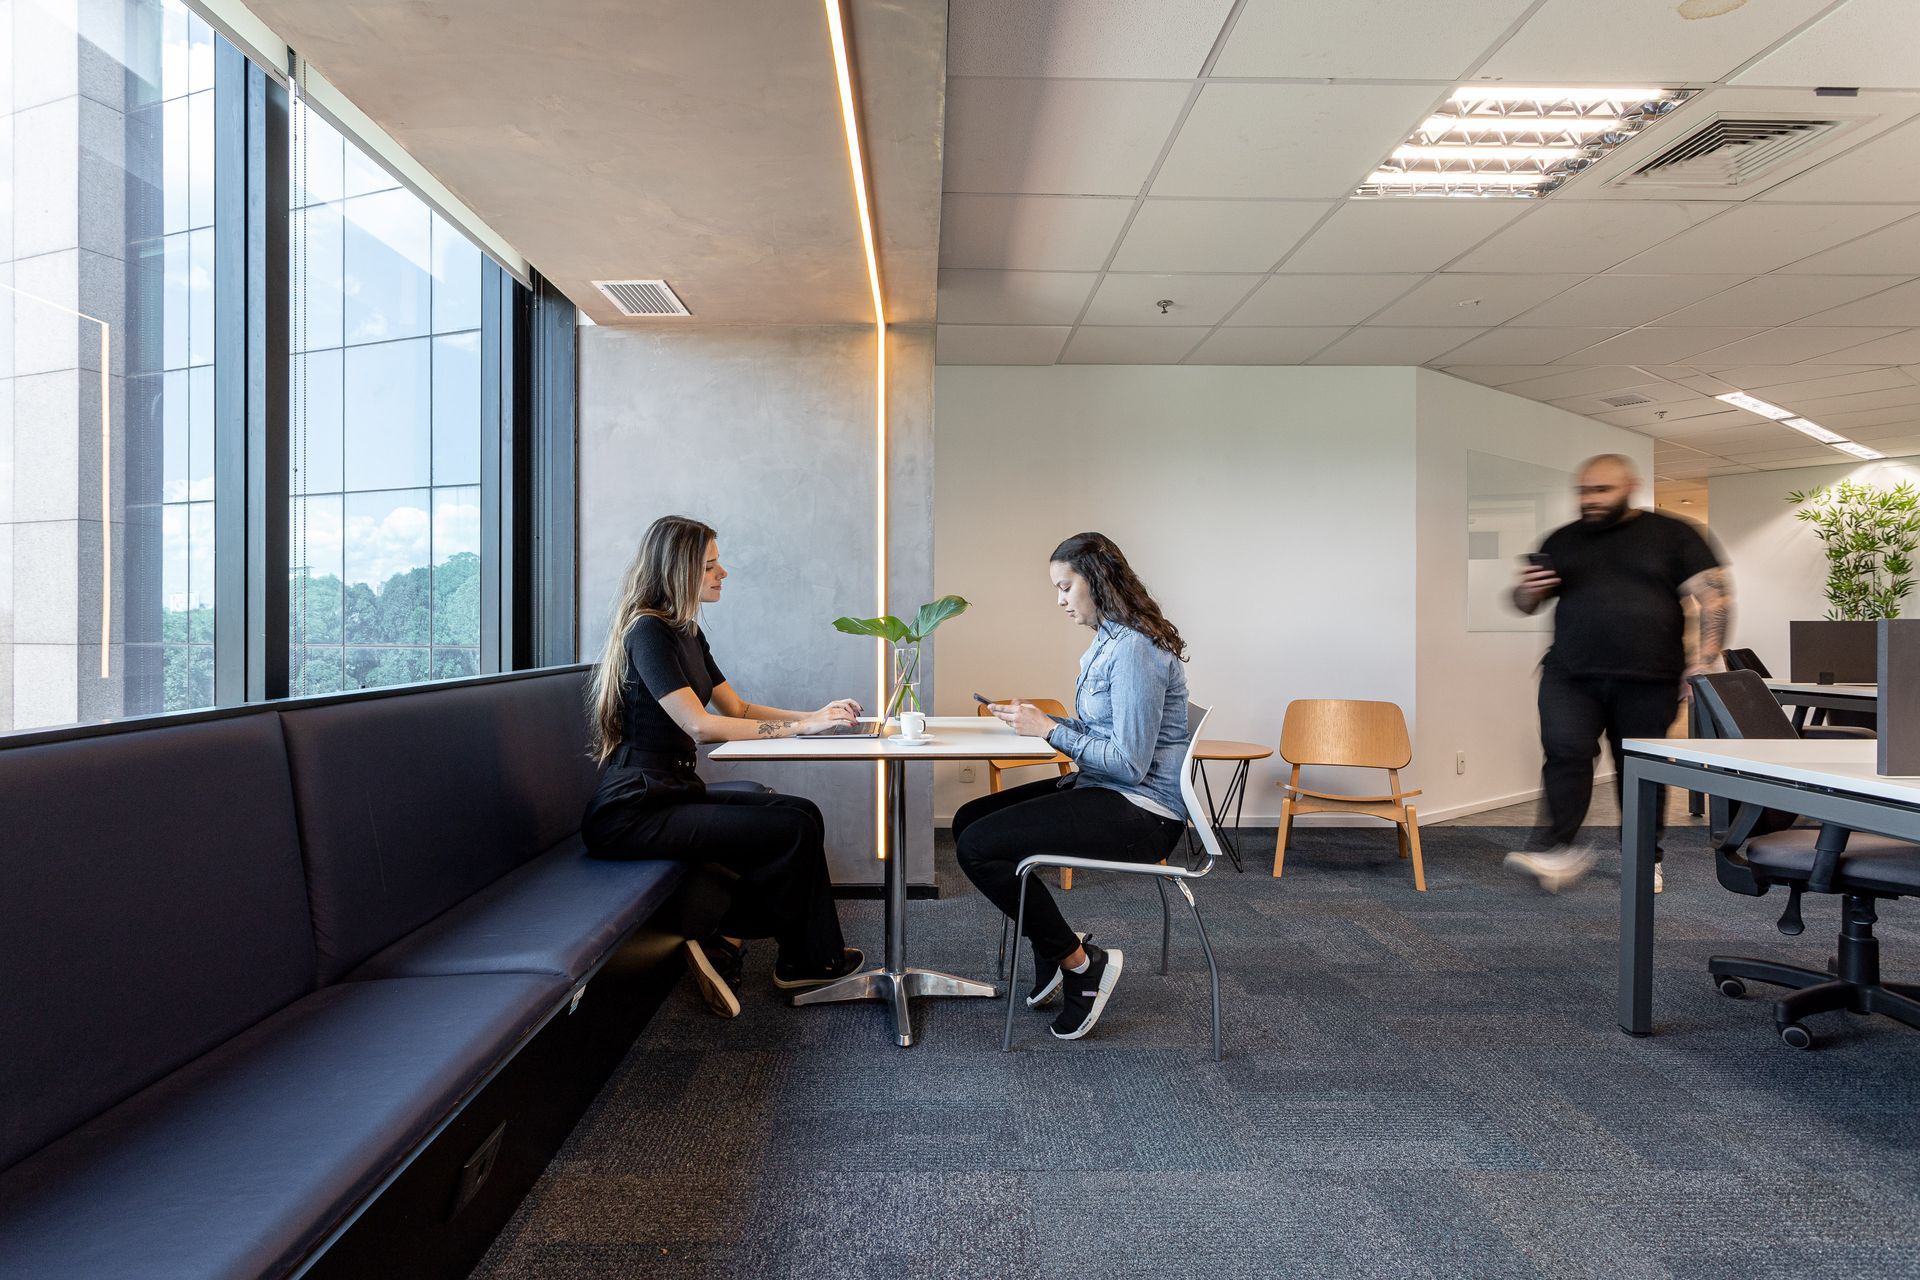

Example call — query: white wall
[931,364,1657,827]
[1709,458,1920,668]
[1412,371,1656,819]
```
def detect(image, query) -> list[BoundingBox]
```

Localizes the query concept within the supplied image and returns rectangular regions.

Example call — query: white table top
[1763,679,1878,699]
[710,716,1058,762]
[1624,737,1920,803]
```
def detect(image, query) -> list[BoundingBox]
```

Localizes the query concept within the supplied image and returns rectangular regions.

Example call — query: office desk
[1764,680,1878,718]
[712,717,1055,1047]
[1618,738,1920,1037]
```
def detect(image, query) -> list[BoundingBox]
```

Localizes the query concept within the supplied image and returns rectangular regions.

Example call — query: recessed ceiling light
[1832,441,1884,460]
[1714,391,1794,420]
[1360,87,1692,199]
[1782,417,1846,444]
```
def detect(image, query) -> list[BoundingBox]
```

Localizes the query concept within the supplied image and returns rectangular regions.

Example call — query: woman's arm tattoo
[755,719,795,738]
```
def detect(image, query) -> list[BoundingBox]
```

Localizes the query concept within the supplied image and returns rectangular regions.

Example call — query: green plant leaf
[908,594,970,641]
[832,614,911,644]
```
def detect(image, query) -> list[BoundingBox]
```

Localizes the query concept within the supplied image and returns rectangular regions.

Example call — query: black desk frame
[1619,747,1920,1036]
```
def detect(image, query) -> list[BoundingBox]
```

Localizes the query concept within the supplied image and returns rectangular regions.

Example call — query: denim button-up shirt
[1046,619,1189,820]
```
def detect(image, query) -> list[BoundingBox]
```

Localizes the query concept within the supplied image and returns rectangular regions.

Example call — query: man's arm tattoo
[1683,567,1732,665]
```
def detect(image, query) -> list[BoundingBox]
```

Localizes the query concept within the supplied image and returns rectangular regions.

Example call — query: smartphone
[1524,552,1554,572]
[972,692,993,705]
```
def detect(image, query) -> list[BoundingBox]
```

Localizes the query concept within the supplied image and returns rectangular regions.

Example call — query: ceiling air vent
[593,279,690,317]
[1614,117,1841,189]
[1601,394,1653,408]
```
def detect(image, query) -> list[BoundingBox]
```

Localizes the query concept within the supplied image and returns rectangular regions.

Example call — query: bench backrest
[0,715,314,1170]
[280,669,602,982]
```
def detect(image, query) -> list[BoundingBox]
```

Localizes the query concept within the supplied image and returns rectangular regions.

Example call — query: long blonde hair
[589,515,716,763]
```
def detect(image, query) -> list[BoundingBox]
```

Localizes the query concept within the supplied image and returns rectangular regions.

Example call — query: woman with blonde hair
[582,515,864,1018]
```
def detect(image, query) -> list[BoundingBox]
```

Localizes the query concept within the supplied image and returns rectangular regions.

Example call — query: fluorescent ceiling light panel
[1832,441,1885,459]
[1714,391,1795,419]
[1782,417,1846,444]
[1361,87,1691,199]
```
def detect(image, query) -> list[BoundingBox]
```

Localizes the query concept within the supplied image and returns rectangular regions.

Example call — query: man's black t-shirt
[617,615,727,757]
[1538,510,1719,682]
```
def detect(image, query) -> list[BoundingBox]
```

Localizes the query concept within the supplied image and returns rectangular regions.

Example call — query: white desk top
[710,716,1057,762]
[1763,680,1877,699]
[1624,737,1920,803]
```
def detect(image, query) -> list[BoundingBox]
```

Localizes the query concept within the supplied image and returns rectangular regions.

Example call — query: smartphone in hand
[1524,552,1554,572]
[972,692,993,706]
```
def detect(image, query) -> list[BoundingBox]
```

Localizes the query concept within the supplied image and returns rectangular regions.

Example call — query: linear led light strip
[1713,392,1883,458]
[823,0,892,859]
[0,281,111,677]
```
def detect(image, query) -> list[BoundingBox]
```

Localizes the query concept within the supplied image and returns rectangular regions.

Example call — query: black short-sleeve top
[617,615,726,758]
[1539,510,1720,682]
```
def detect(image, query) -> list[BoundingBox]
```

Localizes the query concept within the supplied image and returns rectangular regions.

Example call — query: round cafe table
[1188,739,1273,873]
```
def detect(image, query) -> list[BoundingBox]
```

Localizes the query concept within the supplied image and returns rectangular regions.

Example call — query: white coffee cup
[899,711,927,740]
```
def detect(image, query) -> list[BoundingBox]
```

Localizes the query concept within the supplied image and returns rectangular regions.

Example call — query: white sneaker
[1653,864,1664,895]
[1503,845,1596,893]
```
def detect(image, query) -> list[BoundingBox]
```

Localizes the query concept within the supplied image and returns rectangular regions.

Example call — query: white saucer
[889,735,938,747]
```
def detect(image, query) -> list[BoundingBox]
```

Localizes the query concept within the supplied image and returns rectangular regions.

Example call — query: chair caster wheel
[1716,977,1746,998]
[1780,1022,1814,1050]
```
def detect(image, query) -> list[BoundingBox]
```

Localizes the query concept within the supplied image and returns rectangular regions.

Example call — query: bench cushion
[280,671,603,982]
[0,973,565,1280]
[0,714,312,1172]
[348,836,686,982]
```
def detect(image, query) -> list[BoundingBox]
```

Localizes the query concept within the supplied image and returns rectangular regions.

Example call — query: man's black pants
[1539,667,1679,855]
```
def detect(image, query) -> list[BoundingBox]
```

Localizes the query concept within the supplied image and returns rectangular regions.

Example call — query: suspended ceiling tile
[1151,83,1444,200]
[1438,364,1571,387]
[945,0,1239,78]
[1476,0,1834,83]
[1710,364,1885,389]
[1110,200,1332,274]
[1185,327,1348,365]
[1498,365,1653,402]
[1813,329,1920,365]
[1603,402,1743,430]
[935,324,1072,364]
[1518,275,1749,328]
[1556,328,1770,366]
[1724,444,1856,465]
[1772,385,1920,419]
[1736,0,1920,88]
[939,195,1135,270]
[1426,327,1626,365]
[936,270,1100,326]
[1801,278,1920,328]
[1080,273,1261,326]
[1368,274,1586,328]
[1658,276,1913,328]
[1227,274,1421,327]
[1695,326,1908,367]
[1306,327,1483,366]
[1450,202,1725,275]
[1811,404,1920,432]
[1762,121,1920,205]
[1610,205,1917,276]
[944,78,1192,197]
[1212,0,1539,80]
[1278,200,1529,274]
[1777,216,1920,274]
[1061,326,1213,364]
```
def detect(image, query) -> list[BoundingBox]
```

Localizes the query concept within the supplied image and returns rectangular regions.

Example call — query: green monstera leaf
[832,614,912,644]
[910,595,970,641]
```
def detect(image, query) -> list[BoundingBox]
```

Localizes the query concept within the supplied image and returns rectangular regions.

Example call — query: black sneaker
[1050,943,1123,1040]
[772,947,866,990]
[683,938,741,1019]
[707,936,747,990]
[1027,931,1092,1009]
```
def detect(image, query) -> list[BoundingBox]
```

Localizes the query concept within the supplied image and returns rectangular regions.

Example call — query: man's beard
[1581,502,1629,527]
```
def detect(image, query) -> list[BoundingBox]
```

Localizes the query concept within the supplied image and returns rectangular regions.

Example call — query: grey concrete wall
[577,324,936,886]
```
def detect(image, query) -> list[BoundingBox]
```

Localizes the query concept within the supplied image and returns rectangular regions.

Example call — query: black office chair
[1721,647,1875,737]
[1691,670,1920,1049]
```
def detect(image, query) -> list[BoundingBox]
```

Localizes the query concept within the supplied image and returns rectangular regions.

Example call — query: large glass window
[288,102,483,694]
[1,0,216,731]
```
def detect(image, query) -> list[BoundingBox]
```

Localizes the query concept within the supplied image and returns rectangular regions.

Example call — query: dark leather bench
[0,668,694,1280]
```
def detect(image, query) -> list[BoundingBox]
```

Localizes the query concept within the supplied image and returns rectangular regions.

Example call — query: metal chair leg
[1003,872,1030,1052]
[1156,878,1172,975]
[1178,880,1223,1062]
[996,914,1010,978]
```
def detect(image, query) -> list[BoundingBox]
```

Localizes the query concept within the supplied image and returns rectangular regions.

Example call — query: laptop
[820,716,888,740]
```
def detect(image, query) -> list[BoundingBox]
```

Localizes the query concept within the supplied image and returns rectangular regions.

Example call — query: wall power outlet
[959,766,976,783]
[1455,751,1467,775]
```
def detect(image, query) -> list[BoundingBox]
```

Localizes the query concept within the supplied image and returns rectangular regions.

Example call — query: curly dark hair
[1049,532,1188,661]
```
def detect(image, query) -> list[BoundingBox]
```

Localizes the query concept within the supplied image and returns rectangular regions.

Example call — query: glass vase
[887,642,922,719]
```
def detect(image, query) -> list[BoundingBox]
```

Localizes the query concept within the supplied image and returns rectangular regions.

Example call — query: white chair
[998,701,1226,1060]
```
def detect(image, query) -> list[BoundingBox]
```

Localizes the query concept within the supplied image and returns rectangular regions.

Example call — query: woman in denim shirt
[957,532,1190,1040]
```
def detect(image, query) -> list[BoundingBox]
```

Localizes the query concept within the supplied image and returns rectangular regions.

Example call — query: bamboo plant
[1787,478,1920,620]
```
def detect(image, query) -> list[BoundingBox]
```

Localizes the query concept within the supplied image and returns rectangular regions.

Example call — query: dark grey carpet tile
[470,826,1920,1280]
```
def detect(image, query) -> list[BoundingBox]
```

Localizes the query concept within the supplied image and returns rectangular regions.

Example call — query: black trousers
[1539,667,1679,854]
[584,787,846,968]
[954,776,1185,965]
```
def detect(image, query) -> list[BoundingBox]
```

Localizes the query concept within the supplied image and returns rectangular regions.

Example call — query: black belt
[614,745,697,772]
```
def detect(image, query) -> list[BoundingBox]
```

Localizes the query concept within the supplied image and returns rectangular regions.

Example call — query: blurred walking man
[1505,454,1731,893]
